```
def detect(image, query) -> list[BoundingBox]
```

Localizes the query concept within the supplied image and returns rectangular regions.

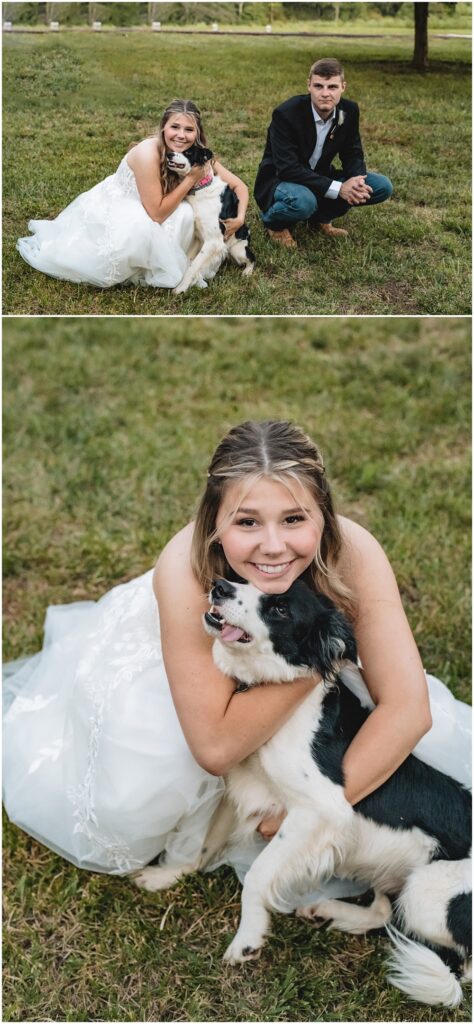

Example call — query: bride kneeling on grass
[4,419,470,880]
[17,98,249,291]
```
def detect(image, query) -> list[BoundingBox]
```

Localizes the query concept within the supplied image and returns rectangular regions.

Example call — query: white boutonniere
[329,109,345,141]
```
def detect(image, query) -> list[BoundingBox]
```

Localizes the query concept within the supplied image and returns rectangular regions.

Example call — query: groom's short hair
[309,58,345,81]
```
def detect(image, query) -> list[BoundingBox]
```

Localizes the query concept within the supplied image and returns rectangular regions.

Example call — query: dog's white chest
[228,687,329,823]
[258,688,329,795]
[187,177,225,236]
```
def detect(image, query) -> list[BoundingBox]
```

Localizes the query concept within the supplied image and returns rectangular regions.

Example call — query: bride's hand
[220,216,244,242]
[257,811,286,840]
[187,162,211,185]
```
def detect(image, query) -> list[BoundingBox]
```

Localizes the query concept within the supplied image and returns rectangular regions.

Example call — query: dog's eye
[273,604,289,618]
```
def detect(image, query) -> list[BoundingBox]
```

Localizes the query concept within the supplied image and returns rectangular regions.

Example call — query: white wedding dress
[3,571,471,899]
[17,158,194,289]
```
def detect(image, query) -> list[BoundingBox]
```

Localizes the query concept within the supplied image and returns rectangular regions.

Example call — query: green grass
[3,31,471,314]
[3,316,471,1022]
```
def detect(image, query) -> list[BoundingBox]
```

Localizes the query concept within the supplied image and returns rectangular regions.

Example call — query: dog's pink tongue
[220,624,245,642]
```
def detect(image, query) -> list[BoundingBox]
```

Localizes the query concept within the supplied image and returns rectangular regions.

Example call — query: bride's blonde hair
[156,98,208,195]
[191,420,356,620]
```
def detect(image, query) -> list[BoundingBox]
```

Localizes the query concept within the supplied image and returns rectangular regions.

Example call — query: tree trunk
[413,2,429,71]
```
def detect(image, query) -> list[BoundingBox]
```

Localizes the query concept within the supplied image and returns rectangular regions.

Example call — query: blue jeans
[261,173,393,231]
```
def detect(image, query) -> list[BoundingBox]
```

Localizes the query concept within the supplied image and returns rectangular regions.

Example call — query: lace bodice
[113,157,141,199]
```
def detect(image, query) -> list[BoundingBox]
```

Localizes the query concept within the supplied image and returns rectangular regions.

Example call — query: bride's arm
[154,525,316,776]
[258,523,434,839]
[339,519,432,804]
[128,143,205,223]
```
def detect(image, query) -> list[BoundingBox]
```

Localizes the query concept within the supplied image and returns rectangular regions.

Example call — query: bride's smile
[216,476,324,594]
[163,114,197,152]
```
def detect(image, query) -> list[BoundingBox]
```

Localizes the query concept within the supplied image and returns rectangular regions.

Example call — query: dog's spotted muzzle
[204,607,252,644]
[204,580,253,643]
[166,153,190,174]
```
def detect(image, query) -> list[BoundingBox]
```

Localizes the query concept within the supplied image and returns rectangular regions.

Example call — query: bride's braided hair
[191,420,355,619]
[156,98,208,195]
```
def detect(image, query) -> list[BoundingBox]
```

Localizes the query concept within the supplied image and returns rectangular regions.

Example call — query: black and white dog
[166,144,255,293]
[136,579,472,1007]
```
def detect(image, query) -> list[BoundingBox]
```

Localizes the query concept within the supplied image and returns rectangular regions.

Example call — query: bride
[16,98,250,291]
[3,420,471,895]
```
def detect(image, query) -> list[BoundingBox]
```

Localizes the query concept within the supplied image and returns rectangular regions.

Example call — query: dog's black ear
[298,608,357,679]
[194,145,213,164]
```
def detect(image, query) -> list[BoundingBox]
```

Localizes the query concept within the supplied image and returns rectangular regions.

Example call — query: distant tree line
[3,2,467,71]
[3,2,468,27]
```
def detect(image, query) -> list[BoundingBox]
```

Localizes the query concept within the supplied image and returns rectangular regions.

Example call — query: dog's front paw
[223,934,264,965]
[173,283,188,295]
[133,865,186,892]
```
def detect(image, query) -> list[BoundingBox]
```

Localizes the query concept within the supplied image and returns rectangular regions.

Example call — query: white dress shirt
[309,105,342,200]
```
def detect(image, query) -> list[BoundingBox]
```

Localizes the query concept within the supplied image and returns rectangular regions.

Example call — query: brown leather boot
[266,228,298,249]
[318,222,349,238]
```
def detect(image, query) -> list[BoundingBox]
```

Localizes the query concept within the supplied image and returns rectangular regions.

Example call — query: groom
[254,58,393,248]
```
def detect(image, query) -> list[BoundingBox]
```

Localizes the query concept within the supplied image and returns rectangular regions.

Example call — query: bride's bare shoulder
[153,523,201,599]
[338,514,375,548]
[337,513,384,568]
[337,514,397,596]
[127,137,159,170]
[157,521,194,563]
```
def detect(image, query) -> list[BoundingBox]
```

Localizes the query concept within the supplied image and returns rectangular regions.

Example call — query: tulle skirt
[17,158,194,290]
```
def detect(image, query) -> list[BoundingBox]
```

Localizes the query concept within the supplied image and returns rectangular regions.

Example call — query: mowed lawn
[3,30,471,315]
[3,316,471,1022]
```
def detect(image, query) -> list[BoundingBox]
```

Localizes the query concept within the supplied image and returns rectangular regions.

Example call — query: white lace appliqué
[66,575,163,872]
[86,159,141,287]
[4,692,57,722]
[114,158,140,198]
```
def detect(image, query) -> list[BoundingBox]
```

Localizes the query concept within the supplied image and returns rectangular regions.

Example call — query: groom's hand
[339,176,373,205]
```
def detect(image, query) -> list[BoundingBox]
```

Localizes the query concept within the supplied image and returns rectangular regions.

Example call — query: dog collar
[190,172,213,193]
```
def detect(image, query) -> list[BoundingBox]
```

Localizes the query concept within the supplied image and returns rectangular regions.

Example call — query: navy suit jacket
[254,94,367,213]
